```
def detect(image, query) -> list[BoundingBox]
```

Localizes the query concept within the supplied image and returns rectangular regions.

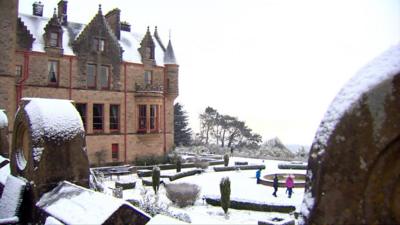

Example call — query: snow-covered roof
[0,109,8,129]
[36,181,149,225]
[164,40,177,65]
[0,175,26,219]
[18,13,173,66]
[21,98,84,144]
[312,44,400,157]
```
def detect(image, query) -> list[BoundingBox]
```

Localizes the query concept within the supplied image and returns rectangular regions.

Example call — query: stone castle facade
[0,0,179,165]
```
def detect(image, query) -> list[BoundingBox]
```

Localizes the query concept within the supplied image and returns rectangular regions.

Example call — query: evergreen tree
[174,103,193,146]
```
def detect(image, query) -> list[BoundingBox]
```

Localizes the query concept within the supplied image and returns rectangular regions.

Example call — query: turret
[164,39,178,95]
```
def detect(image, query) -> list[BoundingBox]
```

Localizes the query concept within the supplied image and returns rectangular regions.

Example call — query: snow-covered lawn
[102,157,306,224]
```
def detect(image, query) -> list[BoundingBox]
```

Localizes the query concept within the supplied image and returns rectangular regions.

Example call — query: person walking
[256,169,261,184]
[272,174,279,197]
[285,175,294,198]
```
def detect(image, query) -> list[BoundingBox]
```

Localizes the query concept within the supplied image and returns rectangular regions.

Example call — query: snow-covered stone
[0,175,26,220]
[36,181,150,225]
[21,98,84,145]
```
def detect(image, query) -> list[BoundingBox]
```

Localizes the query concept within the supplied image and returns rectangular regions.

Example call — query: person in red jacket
[285,175,294,198]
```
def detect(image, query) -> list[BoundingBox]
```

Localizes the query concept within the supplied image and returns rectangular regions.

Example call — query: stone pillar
[0,0,18,156]
[300,45,400,225]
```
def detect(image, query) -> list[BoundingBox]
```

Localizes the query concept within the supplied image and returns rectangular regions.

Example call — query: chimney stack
[105,9,121,40]
[120,21,131,32]
[57,0,68,26]
[32,1,44,17]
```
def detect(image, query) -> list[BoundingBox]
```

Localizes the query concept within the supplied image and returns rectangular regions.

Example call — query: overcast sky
[19,0,400,146]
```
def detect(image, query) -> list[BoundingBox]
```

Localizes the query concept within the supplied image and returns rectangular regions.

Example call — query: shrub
[224,154,229,167]
[176,157,182,173]
[152,166,161,194]
[220,177,231,214]
[165,183,201,207]
[194,158,209,169]
[134,154,169,166]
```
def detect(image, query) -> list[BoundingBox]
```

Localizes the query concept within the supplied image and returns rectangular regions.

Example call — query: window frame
[93,38,105,52]
[16,65,23,77]
[138,104,147,133]
[99,65,110,90]
[87,64,97,89]
[144,70,152,86]
[75,103,87,131]
[49,32,59,47]
[109,104,120,132]
[48,60,59,86]
[92,104,104,132]
[150,104,159,132]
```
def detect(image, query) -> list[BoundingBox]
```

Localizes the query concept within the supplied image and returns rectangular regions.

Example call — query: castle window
[87,64,96,88]
[16,65,22,77]
[49,32,59,47]
[150,105,158,131]
[112,143,119,160]
[100,65,110,89]
[93,38,105,52]
[138,105,147,133]
[110,104,120,131]
[144,71,152,85]
[75,103,87,131]
[48,60,59,85]
[93,104,104,131]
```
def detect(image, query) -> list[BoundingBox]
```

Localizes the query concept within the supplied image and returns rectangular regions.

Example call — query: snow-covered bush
[165,183,201,207]
[134,187,192,223]
[220,177,231,214]
[152,166,160,194]
[194,158,209,169]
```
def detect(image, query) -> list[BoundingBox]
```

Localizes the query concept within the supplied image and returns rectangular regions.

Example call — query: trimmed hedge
[137,169,152,177]
[141,178,164,186]
[204,196,295,213]
[214,165,265,172]
[277,163,307,170]
[169,169,203,181]
[234,161,248,166]
[115,181,136,190]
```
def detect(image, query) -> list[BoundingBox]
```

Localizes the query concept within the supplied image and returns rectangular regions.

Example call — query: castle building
[0,0,179,165]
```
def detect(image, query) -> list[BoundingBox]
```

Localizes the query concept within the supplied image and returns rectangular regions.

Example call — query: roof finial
[53,7,57,16]
[98,4,102,12]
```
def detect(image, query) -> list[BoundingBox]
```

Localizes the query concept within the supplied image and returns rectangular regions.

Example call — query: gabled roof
[18,10,175,66]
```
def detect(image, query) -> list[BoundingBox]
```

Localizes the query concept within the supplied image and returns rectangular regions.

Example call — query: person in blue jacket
[256,169,261,184]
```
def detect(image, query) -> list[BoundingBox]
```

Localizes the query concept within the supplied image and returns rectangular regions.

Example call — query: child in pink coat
[285,175,294,198]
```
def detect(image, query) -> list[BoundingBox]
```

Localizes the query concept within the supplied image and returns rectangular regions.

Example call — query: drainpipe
[124,63,127,163]
[16,51,30,107]
[163,67,167,154]
[68,56,73,99]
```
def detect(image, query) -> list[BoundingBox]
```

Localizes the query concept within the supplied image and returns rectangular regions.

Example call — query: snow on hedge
[0,175,26,219]
[0,109,7,128]
[22,98,84,143]
[36,181,149,225]
[312,44,400,157]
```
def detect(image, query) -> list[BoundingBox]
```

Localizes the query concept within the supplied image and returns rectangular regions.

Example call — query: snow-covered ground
[101,157,306,224]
